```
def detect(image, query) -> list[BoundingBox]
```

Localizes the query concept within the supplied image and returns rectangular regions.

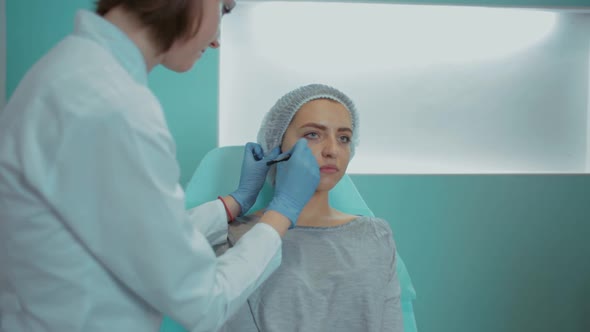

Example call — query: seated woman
[216,84,403,332]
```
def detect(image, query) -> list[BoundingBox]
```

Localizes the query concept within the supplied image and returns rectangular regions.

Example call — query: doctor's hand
[230,143,281,216]
[267,138,320,228]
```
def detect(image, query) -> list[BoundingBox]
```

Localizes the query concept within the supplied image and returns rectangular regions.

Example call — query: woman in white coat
[0,1,320,331]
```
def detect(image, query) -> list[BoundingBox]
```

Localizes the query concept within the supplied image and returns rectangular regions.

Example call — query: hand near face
[267,139,320,227]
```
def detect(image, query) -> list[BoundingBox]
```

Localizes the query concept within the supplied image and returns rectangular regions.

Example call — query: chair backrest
[183,146,418,331]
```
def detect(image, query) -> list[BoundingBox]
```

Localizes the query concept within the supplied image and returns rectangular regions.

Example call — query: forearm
[221,195,242,222]
[221,196,290,237]
[180,223,282,332]
[185,200,228,246]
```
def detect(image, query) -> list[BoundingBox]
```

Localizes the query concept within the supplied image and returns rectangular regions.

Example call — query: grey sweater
[215,215,403,332]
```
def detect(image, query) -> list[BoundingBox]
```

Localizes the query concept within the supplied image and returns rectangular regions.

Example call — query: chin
[317,179,338,192]
[164,61,195,73]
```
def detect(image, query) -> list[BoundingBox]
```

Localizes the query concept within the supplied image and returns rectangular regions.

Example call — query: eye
[304,132,319,139]
[221,2,232,15]
[339,135,351,144]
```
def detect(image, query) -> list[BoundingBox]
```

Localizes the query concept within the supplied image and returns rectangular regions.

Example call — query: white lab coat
[0,10,281,332]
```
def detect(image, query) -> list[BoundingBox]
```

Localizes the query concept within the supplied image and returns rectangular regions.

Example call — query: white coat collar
[73,10,148,86]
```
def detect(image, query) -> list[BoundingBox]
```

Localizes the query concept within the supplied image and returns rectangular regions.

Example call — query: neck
[256,190,355,227]
[103,6,163,72]
[296,191,339,227]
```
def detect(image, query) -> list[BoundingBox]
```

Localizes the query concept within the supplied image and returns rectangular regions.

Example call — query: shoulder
[355,216,393,237]
[38,45,165,140]
[32,35,160,120]
[353,216,397,251]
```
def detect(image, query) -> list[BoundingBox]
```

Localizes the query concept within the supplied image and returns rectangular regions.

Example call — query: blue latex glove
[267,138,320,228]
[230,143,280,216]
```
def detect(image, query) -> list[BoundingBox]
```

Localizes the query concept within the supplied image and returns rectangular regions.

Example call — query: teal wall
[5,1,590,332]
[352,175,590,332]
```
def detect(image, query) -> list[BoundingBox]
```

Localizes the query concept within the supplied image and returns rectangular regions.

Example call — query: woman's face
[281,99,353,192]
[162,0,235,72]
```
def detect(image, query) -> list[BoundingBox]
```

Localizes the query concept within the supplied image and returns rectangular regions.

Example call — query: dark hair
[95,0,204,52]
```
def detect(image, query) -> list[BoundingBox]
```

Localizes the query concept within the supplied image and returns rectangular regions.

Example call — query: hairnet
[257,83,359,185]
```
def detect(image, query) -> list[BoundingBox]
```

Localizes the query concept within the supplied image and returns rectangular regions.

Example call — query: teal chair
[161,146,418,332]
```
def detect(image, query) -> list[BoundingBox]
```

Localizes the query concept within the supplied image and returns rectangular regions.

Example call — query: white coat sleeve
[185,200,229,247]
[42,94,281,332]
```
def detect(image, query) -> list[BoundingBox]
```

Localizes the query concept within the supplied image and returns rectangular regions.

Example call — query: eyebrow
[299,122,353,134]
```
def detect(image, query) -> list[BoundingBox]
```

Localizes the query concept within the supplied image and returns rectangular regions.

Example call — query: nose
[209,39,220,49]
[209,30,221,49]
[321,137,338,159]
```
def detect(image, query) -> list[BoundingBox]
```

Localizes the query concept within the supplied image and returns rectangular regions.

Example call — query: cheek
[343,147,351,160]
[280,132,300,153]
[308,142,323,161]
[163,43,187,63]
[341,157,351,172]
[283,137,322,160]
[280,140,294,153]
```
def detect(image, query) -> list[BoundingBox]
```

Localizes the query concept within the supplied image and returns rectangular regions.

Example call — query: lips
[320,165,339,173]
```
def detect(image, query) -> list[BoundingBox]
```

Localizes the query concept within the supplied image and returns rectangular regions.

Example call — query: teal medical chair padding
[160,146,418,332]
